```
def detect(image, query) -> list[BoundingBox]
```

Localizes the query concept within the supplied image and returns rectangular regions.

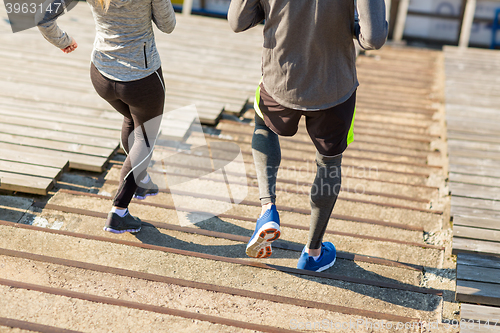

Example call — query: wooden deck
[0,43,461,332]
[0,3,262,195]
[444,46,500,324]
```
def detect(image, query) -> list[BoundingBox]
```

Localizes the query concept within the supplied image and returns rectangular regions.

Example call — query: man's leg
[252,114,281,211]
[246,114,282,258]
[297,91,355,271]
[296,152,342,271]
[307,152,342,253]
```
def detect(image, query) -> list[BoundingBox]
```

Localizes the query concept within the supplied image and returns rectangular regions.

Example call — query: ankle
[111,206,128,217]
[305,246,321,257]
[260,203,274,216]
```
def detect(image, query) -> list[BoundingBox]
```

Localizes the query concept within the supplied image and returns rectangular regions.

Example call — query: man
[228,0,388,271]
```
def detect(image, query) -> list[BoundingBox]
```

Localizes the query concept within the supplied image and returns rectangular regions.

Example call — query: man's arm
[355,0,388,50]
[228,0,264,33]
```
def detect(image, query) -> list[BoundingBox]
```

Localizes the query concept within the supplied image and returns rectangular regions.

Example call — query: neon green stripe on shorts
[347,107,356,146]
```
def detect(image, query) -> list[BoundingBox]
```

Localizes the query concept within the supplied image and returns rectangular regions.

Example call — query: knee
[316,152,342,168]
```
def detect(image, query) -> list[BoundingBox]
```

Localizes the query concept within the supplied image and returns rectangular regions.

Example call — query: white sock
[140,174,150,184]
[312,255,321,261]
[111,207,128,217]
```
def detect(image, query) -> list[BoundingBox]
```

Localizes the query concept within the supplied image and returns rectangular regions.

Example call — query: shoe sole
[133,192,159,200]
[246,222,280,258]
[103,226,141,234]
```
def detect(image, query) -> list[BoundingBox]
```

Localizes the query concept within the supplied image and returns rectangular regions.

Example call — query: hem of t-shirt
[91,60,162,82]
[261,80,359,111]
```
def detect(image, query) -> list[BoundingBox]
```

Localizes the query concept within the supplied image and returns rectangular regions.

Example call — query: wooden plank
[0,105,122,131]
[448,140,500,154]
[457,264,500,285]
[0,160,64,180]
[0,142,110,173]
[449,164,500,179]
[0,171,54,195]
[0,132,115,158]
[0,113,121,140]
[454,225,500,243]
[0,96,122,121]
[0,148,68,170]
[448,148,500,163]
[446,104,500,121]
[452,206,500,220]
[453,237,500,256]
[460,325,500,333]
[458,252,500,270]
[451,196,500,212]
[454,216,500,232]
[456,280,500,307]
[449,156,500,171]
[448,131,500,143]
[450,173,500,188]
[450,183,500,201]
[447,119,500,136]
[0,122,118,150]
[461,303,500,324]
[460,305,500,333]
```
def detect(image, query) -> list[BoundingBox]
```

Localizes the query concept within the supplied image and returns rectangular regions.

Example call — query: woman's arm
[152,0,176,33]
[36,0,76,52]
[356,0,388,50]
[228,0,264,33]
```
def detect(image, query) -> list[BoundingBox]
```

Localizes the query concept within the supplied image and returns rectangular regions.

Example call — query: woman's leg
[111,68,165,209]
[90,64,165,232]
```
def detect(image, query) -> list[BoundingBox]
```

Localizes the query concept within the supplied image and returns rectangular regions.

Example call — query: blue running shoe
[246,205,281,258]
[296,242,336,272]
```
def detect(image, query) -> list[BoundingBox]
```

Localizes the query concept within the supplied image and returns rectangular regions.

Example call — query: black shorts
[255,83,356,157]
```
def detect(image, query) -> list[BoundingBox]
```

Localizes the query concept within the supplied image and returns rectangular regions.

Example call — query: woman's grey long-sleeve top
[37,0,176,81]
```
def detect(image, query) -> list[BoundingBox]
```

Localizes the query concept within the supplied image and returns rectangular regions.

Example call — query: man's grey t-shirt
[228,0,388,111]
[38,0,176,81]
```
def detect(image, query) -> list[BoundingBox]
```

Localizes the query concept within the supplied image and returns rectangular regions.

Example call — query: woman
[37,0,176,233]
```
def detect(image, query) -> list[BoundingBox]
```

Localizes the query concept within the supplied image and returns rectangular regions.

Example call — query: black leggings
[90,63,165,208]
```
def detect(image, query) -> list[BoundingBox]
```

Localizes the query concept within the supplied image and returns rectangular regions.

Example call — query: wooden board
[458,252,500,270]
[449,164,500,179]
[450,183,500,201]
[453,237,500,257]
[449,173,500,188]
[461,303,500,333]
[451,196,500,212]
[454,226,500,243]
[461,303,500,323]
[0,148,68,170]
[451,206,500,220]
[456,280,500,307]
[0,146,69,195]
[454,216,500,232]
[0,171,55,195]
[0,142,110,173]
[457,260,500,285]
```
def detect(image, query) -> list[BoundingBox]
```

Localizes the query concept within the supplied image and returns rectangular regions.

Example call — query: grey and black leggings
[252,115,342,250]
[90,63,165,209]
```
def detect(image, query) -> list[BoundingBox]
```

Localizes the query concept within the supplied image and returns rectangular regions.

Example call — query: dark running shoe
[134,178,159,200]
[103,211,142,234]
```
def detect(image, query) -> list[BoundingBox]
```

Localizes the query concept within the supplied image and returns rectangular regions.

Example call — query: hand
[61,38,78,53]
